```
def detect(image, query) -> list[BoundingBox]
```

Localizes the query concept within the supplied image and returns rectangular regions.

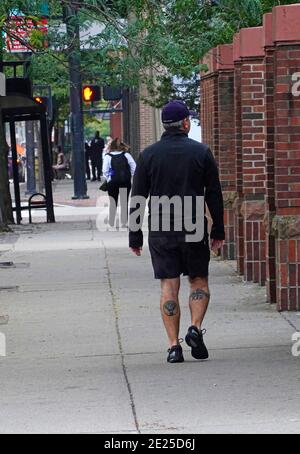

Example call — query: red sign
[6,17,48,53]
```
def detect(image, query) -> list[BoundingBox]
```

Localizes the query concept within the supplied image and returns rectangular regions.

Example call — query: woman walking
[102,138,136,227]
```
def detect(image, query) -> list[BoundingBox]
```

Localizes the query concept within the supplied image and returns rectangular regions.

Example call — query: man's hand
[130,247,142,257]
[211,239,224,254]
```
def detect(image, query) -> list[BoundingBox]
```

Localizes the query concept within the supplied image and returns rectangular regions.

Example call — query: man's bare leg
[185,276,210,360]
[189,276,210,329]
[160,278,181,348]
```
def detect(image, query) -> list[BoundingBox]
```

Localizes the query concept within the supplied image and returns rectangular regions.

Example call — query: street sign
[0,73,5,96]
[5,16,48,53]
[103,87,122,101]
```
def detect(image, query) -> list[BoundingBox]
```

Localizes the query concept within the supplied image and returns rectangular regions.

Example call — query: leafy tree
[2,1,300,100]
[3,1,299,111]
[1,0,300,228]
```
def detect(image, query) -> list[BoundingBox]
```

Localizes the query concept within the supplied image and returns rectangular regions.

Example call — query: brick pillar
[218,47,236,260]
[271,4,300,311]
[110,108,122,140]
[233,35,245,276]
[263,13,277,303]
[237,27,267,285]
[139,82,164,152]
[200,48,218,152]
[201,46,237,260]
[123,82,163,161]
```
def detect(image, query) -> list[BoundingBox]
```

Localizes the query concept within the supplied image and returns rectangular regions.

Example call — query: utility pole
[25,121,36,195]
[64,4,88,200]
[0,30,5,229]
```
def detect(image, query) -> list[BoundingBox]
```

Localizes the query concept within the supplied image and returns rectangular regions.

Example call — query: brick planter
[233,28,267,284]
[201,45,237,261]
[200,3,300,310]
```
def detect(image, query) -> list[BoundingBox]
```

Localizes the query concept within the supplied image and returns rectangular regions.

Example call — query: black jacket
[129,129,225,248]
[90,137,105,162]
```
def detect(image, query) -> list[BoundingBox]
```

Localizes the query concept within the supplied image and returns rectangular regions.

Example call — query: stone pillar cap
[233,33,241,62]
[263,12,273,48]
[273,4,300,44]
[201,44,234,75]
[216,44,234,70]
[239,27,264,59]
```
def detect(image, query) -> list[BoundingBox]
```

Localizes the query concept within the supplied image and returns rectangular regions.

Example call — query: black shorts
[148,236,210,280]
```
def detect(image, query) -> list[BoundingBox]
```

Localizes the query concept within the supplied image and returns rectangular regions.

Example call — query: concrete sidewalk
[0,220,299,434]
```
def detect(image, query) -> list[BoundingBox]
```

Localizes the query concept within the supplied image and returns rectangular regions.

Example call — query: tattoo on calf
[190,289,210,302]
[163,300,178,317]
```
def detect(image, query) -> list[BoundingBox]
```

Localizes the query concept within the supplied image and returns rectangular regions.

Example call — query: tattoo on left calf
[163,300,178,317]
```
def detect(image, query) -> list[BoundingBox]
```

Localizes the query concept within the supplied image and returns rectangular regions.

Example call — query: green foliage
[84,115,110,139]
[2,0,300,114]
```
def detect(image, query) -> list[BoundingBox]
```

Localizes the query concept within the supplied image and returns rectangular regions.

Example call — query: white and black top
[102,151,136,183]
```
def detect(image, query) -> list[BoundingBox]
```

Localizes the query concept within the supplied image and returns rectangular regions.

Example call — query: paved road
[0,221,299,434]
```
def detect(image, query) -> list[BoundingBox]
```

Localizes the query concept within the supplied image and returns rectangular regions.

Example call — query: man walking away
[90,131,105,181]
[129,100,225,364]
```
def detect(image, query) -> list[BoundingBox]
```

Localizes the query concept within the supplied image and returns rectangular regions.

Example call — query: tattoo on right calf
[190,288,210,302]
[163,300,178,317]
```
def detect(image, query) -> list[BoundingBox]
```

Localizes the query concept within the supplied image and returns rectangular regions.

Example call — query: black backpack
[108,152,131,185]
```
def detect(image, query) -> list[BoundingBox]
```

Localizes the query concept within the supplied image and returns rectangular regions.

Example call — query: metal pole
[40,115,55,223]
[65,5,88,200]
[0,29,3,72]
[35,121,45,193]
[25,120,36,195]
[9,120,22,224]
[0,27,5,228]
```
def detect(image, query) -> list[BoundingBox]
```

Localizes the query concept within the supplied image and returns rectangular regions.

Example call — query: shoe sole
[185,333,209,360]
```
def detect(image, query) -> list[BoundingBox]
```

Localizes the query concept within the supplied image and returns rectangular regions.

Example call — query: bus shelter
[0,94,55,224]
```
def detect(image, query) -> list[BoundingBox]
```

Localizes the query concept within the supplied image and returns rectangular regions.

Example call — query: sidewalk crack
[102,240,141,434]
[280,312,300,332]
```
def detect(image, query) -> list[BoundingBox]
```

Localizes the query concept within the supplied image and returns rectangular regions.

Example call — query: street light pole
[0,31,14,227]
[64,4,88,200]
[25,121,36,195]
[0,33,5,229]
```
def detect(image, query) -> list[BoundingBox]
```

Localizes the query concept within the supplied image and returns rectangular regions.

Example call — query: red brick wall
[274,46,300,214]
[218,71,236,260]
[234,61,245,275]
[264,46,277,304]
[218,72,236,192]
[200,3,300,311]
[276,238,300,311]
[139,98,155,151]
[201,54,236,260]
[240,58,266,285]
[273,44,300,311]
[201,75,218,153]
[110,111,122,140]
[139,84,164,152]
[241,61,266,197]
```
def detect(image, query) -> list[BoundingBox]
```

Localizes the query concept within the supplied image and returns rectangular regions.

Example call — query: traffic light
[82,85,101,103]
[34,96,48,107]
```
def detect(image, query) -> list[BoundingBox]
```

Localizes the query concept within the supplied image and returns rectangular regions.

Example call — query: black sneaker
[185,326,209,360]
[167,344,184,363]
